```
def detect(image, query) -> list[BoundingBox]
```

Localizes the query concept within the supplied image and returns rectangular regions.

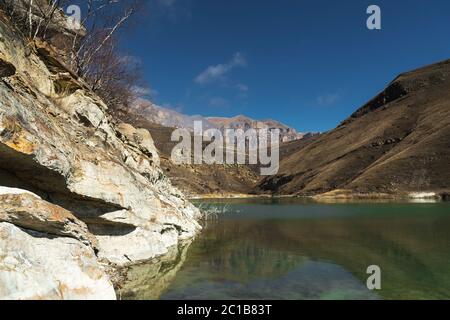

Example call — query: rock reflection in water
[117,240,193,300]
[157,219,378,300]
[119,200,450,300]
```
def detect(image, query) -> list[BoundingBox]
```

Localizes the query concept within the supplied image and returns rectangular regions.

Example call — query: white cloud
[208,97,228,108]
[132,86,158,98]
[158,0,176,7]
[316,94,340,106]
[236,83,249,92]
[195,52,247,85]
[120,55,142,65]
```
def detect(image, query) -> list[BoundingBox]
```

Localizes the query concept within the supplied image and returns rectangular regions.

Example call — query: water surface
[120,198,450,300]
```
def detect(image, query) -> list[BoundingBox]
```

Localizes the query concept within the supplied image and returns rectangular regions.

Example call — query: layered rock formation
[0,11,201,299]
[0,189,115,299]
[126,99,218,131]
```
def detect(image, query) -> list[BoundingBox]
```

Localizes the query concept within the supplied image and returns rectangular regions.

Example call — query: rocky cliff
[0,13,201,299]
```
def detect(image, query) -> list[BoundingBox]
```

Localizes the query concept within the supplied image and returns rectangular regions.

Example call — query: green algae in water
[121,199,450,300]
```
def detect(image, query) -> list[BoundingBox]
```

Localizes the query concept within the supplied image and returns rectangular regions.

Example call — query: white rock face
[0,13,201,268]
[0,222,116,300]
[0,10,201,299]
[96,228,179,265]
[0,192,97,248]
[116,123,160,167]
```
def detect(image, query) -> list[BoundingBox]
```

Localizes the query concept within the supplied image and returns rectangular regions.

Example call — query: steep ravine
[0,14,201,299]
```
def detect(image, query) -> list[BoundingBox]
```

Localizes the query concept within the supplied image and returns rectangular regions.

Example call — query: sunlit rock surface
[0,222,115,300]
[0,10,201,299]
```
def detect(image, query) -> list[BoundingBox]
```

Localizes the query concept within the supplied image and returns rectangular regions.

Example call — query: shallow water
[120,198,450,300]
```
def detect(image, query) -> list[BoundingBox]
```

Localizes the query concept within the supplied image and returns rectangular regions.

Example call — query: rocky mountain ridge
[128,99,312,142]
[207,115,310,142]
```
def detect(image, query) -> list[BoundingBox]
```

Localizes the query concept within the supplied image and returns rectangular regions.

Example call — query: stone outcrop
[0,191,97,248]
[0,9,201,299]
[1,0,86,69]
[0,222,115,300]
[0,188,115,299]
[116,123,160,167]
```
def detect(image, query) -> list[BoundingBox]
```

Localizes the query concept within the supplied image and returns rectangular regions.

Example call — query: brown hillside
[260,59,450,196]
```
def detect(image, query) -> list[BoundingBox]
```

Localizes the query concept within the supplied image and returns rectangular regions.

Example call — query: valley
[114,59,450,200]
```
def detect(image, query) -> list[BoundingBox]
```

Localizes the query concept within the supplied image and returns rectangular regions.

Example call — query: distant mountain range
[129,99,315,142]
[116,59,450,198]
[207,115,313,142]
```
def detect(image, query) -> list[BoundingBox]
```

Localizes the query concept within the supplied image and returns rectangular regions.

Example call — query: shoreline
[188,190,450,202]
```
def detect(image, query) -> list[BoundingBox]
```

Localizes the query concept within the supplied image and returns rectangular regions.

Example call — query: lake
[119,198,450,300]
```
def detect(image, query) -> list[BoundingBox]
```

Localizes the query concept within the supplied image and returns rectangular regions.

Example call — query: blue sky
[119,0,450,132]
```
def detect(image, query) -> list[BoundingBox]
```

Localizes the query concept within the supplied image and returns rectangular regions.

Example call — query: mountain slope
[260,59,450,196]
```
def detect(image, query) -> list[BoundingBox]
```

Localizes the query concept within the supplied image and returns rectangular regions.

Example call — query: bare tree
[68,0,142,74]
[83,34,144,111]
[0,0,147,111]
[69,0,145,110]
[0,0,69,40]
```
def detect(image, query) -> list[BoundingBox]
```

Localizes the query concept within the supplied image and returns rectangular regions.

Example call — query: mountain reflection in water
[119,199,450,300]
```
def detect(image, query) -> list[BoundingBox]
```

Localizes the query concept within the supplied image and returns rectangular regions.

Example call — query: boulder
[0,222,115,300]
[117,123,160,166]
[0,191,97,249]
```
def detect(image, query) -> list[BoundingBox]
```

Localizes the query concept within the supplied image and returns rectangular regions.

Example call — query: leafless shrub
[0,0,69,40]
[72,1,141,73]
[197,203,234,220]
[83,35,144,111]
[0,0,148,111]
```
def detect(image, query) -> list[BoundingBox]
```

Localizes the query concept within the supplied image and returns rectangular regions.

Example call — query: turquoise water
[121,199,450,300]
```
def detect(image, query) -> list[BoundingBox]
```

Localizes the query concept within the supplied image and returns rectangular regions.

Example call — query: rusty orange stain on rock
[1,117,36,155]
[5,134,35,155]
